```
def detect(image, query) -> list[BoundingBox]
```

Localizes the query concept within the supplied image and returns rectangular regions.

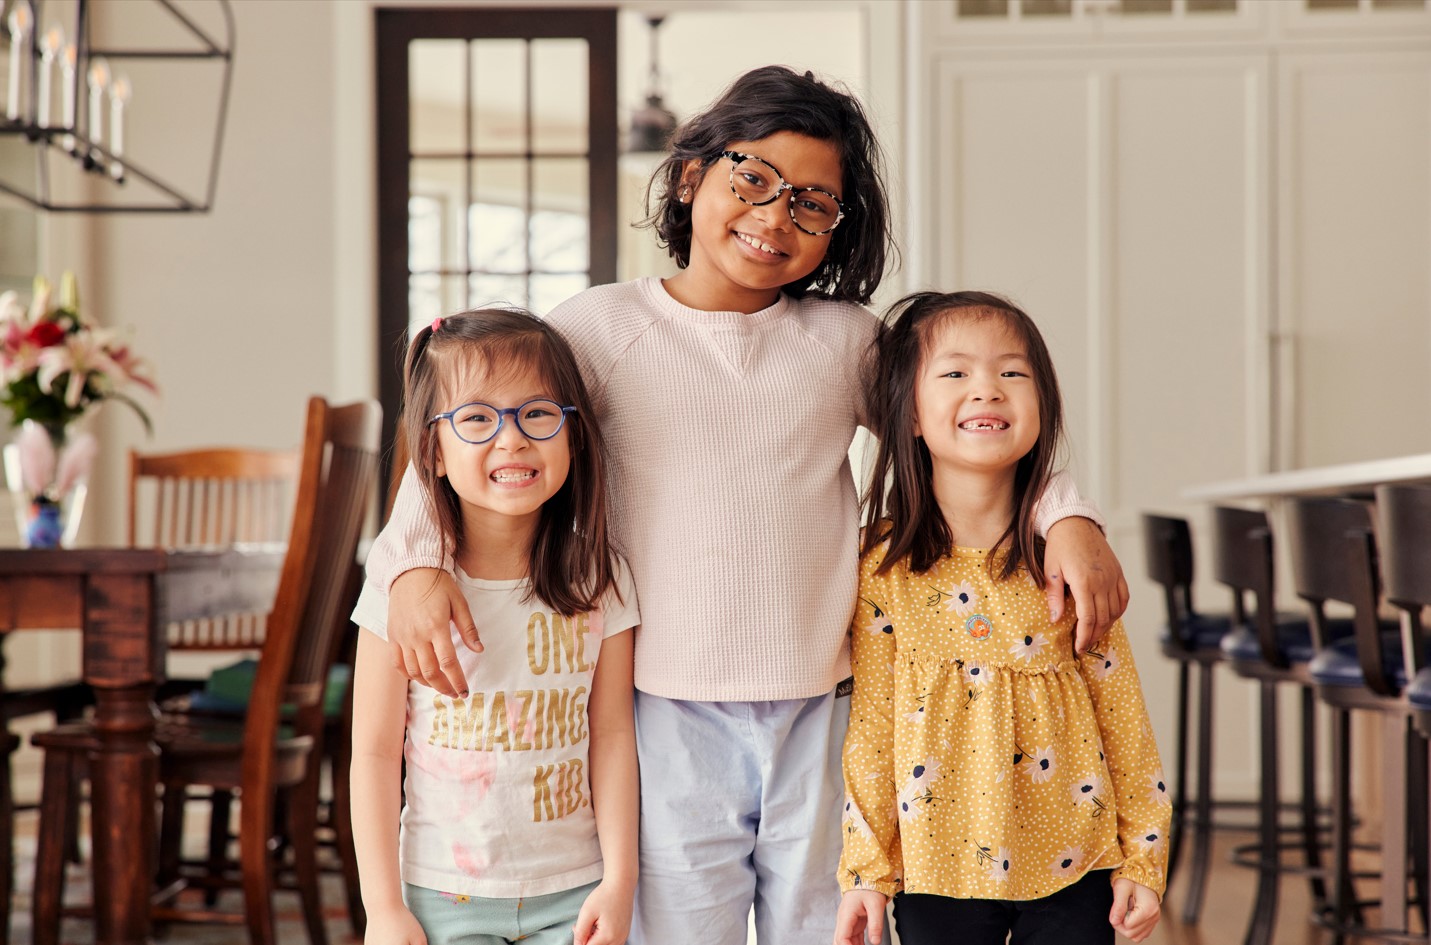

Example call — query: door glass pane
[410,40,465,154]
[1306,0,1357,8]
[532,40,588,154]
[470,160,529,273]
[530,274,589,316]
[1186,0,1237,11]
[472,40,527,156]
[532,158,588,272]
[1120,0,1173,12]
[410,159,467,273]
[470,273,528,310]
[409,273,466,333]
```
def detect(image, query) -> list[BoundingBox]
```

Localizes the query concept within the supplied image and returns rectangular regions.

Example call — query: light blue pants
[630,688,876,945]
[405,880,599,945]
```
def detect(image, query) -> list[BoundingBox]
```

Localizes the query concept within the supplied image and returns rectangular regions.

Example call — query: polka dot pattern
[839,542,1170,903]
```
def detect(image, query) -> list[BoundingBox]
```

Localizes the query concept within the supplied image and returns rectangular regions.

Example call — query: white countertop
[1182,453,1431,502]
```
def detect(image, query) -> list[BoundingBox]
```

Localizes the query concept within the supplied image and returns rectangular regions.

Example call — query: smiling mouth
[734,231,786,257]
[959,420,1009,431]
[490,469,538,483]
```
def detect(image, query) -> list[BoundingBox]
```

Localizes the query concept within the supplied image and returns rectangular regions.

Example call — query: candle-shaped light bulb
[6,1,35,123]
[109,75,129,181]
[60,42,76,151]
[37,25,61,129]
[86,56,109,165]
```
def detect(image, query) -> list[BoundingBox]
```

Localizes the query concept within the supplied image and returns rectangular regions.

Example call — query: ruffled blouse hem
[896,841,1121,903]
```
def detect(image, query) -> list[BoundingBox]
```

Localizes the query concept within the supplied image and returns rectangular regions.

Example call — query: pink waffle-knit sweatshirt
[365,277,1104,701]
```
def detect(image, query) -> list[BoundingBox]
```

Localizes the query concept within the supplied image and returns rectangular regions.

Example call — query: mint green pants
[405,880,599,945]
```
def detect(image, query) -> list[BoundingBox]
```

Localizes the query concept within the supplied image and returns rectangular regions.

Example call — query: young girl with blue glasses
[836,292,1167,945]
[364,67,1129,944]
[349,309,640,945]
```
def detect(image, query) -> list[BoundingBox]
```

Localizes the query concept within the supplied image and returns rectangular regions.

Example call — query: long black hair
[862,291,1066,584]
[641,65,896,305]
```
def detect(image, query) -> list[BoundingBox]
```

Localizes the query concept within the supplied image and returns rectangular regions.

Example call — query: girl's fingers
[1044,571,1067,622]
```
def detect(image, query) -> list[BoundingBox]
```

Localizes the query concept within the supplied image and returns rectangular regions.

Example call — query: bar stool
[1213,505,1335,945]
[1142,513,1237,923]
[1282,495,1390,939]
[1370,485,1431,940]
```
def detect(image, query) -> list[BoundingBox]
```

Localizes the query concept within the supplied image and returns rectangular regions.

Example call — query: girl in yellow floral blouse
[835,292,1168,945]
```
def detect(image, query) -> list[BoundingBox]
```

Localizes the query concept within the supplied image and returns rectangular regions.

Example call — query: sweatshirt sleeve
[363,463,452,593]
[1032,469,1106,537]
[837,555,904,898]
[1079,619,1171,898]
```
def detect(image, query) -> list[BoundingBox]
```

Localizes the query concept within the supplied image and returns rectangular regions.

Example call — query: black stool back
[1212,506,1282,668]
[1374,485,1431,691]
[1142,514,1195,650]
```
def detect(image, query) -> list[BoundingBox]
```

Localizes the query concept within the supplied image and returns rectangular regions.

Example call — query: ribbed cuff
[376,552,451,593]
[1033,500,1107,539]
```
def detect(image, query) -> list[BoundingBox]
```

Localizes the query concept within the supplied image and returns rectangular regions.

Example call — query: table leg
[88,685,158,945]
[83,571,162,945]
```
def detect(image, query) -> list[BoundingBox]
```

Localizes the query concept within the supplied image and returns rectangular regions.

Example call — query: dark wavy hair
[401,309,616,616]
[641,65,895,305]
[861,291,1066,584]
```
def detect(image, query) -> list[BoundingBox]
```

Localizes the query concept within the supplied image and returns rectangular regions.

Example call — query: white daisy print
[1071,775,1105,807]
[943,580,979,616]
[897,756,944,815]
[963,660,989,687]
[987,847,1013,883]
[1025,746,1057,784]
[842,796,875,840]
[860,597,893,637]
[1050,847,1082,878]
[1148,771,1171,806]
[1089,646,1119,679]
[1009,632,1049,662]
[1137,829,1167,856]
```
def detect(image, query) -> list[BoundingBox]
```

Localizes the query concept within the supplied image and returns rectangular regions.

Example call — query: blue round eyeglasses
[428,399,577,445]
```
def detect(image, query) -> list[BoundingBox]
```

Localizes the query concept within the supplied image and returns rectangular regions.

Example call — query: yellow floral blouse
[838,541,1170,903]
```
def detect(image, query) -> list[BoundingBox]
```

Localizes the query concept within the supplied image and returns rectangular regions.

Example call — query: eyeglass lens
[450,400,567,443]
[730,157,842,233]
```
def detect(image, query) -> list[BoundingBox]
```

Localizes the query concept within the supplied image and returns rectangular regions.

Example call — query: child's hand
[1109,877,1161,942]
[387,567,481,698]
[572,879,633,945]
[364,904,428,945]
[833,889,887,945]
[1043,516,1130,654]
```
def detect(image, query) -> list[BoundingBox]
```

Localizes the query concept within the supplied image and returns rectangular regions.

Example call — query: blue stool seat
[1406,668,1431,711]
[1307,633,1407,690]
[1160,612,1235,652]
[1218,616,1355,666]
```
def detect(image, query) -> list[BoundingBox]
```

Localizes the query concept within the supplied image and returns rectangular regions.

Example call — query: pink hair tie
[431,316,443,332]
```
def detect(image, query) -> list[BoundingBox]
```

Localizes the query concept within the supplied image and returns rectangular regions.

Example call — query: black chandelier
[0,0,234,213]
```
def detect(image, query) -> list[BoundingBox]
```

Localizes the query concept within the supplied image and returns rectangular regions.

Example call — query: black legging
[892,869,1115,945]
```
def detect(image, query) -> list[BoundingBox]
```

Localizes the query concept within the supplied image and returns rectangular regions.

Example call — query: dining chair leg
[240,786,278,945]
[288,776,331,945]
[31,749,75,945]
[157,781,185,890]
[1408,734,1429,928]
[1182,660,1216,925]
[1243,681,1279,945]
[1300,688,1328,910]
[206,789,233,907]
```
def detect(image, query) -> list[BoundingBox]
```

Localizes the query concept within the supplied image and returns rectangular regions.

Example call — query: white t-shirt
[352,561,639,898]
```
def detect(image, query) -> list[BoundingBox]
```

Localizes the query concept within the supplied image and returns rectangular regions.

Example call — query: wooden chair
[30,397,381,945]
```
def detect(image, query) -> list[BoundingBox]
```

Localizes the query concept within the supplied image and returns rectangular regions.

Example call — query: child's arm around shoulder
[1035,470,1130,654]
[573,563,640,945]
[365,463,481,700]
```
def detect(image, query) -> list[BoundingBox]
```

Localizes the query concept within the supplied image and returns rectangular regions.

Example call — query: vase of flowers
[0,273,155,548]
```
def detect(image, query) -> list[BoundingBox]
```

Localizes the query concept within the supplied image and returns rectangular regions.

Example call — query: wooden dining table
[0,545,285,945]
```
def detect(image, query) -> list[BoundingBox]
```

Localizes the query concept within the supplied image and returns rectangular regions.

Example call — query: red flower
[26,322,65,348]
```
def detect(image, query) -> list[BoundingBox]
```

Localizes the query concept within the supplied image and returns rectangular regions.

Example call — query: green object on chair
[190,658,352,718]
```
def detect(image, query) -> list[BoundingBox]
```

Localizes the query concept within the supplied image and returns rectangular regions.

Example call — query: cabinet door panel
[1278,50,1431,468]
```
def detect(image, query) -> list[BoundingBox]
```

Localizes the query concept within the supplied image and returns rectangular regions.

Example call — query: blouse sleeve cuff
[376,552,452,592]
[1112,860,1167,901]
[838,875,900,899]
